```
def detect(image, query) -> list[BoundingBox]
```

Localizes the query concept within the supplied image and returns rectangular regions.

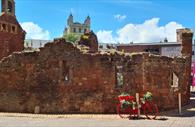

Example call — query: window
[192,51,194,56]
[84,29,87,33]
[73,28,76,33]
[12,26,16,32]
[144,48,160,54]
[172,72,179,88]
[155,49,159,53]
[99,45,103,49]
[1,23,7,32]
[59,60,70,84]
[116,66,124,87]
[79,28,82,33]
[11,25,17,33]
[8,1,13,13]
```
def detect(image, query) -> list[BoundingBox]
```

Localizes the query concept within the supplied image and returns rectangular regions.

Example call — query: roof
[0,12,26,34]
[74,22,82,25]
[116,42,181,47]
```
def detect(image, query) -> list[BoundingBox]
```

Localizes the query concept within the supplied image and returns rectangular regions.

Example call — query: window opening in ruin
[59,61,70,84]
[64,75,69,81]
[171,72,179,88]
[116,66,124,87]
[8,1,13,13]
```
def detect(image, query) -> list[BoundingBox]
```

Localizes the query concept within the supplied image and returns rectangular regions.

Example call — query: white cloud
[114,14,127,21]
[20,22,50,40]
[97,30,116,43]
[97,18,183,43]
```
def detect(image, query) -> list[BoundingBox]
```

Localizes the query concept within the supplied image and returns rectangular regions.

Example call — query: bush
[143,92,153,101]
[63,34,79,43]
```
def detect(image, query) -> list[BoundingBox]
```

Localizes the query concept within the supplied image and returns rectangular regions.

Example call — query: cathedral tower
[0,0,26,59]
[1,0,15,16]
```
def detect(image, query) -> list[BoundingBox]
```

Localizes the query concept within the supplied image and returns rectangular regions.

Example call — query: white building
[25,39,51,49]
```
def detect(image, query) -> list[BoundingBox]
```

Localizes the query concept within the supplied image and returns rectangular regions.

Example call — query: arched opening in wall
[59,60,70,84]
[116,65,124,88]
[1,23,7,32]
[7,1,13,13]
[170,72,179,92]
[172,72,179,88]
[11,25,17,33]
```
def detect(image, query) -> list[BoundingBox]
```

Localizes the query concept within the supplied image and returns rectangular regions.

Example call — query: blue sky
[5,0,195,43]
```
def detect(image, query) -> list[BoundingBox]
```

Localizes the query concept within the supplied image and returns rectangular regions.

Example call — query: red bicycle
[116,92,158,119]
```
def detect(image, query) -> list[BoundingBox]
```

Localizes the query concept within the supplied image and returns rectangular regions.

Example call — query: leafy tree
[63,34,79,43]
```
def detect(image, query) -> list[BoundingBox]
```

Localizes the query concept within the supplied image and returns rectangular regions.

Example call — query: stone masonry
[0,0,26,59]
[0,28,193,114]
[78,31,98,53]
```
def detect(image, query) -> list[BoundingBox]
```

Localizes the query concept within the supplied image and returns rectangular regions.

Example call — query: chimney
[177,28,193,57]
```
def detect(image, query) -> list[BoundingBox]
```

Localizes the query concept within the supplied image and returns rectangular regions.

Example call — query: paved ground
[0,93,195,127]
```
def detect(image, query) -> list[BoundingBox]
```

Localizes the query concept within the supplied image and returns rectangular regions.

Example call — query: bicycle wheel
[129,108,138,119]
[117,104,131,118]
[143,101,158,119]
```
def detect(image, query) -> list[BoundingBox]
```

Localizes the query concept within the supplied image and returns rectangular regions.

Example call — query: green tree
[63,34,79,43]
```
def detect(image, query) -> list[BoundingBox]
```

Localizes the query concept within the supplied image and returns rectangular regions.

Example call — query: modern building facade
[116,42,182,57]
[24,39,51,49]
[116,29,194,58]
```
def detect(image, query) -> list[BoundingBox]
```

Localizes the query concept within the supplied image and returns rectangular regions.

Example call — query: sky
[4,0,195,43]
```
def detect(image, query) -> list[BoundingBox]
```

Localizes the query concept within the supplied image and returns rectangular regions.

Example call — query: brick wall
[0,13,25,59]
[0,37,191,113]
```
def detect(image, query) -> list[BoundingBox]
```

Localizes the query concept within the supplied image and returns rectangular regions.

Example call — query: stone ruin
[78,30,98,52]
[0,28,193,113]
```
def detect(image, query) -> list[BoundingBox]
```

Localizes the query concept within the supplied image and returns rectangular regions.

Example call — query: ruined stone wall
[140,54,190,110]
[0,38,190,113]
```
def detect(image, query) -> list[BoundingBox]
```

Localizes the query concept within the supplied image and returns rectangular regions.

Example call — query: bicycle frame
[117,94,158,119]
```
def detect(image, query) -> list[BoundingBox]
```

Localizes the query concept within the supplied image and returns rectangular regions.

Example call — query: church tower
[67,14,73,26]
[0,0,26,60]
[84,16,90,26]
[63,14,91,42]
[1,0,15,16]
